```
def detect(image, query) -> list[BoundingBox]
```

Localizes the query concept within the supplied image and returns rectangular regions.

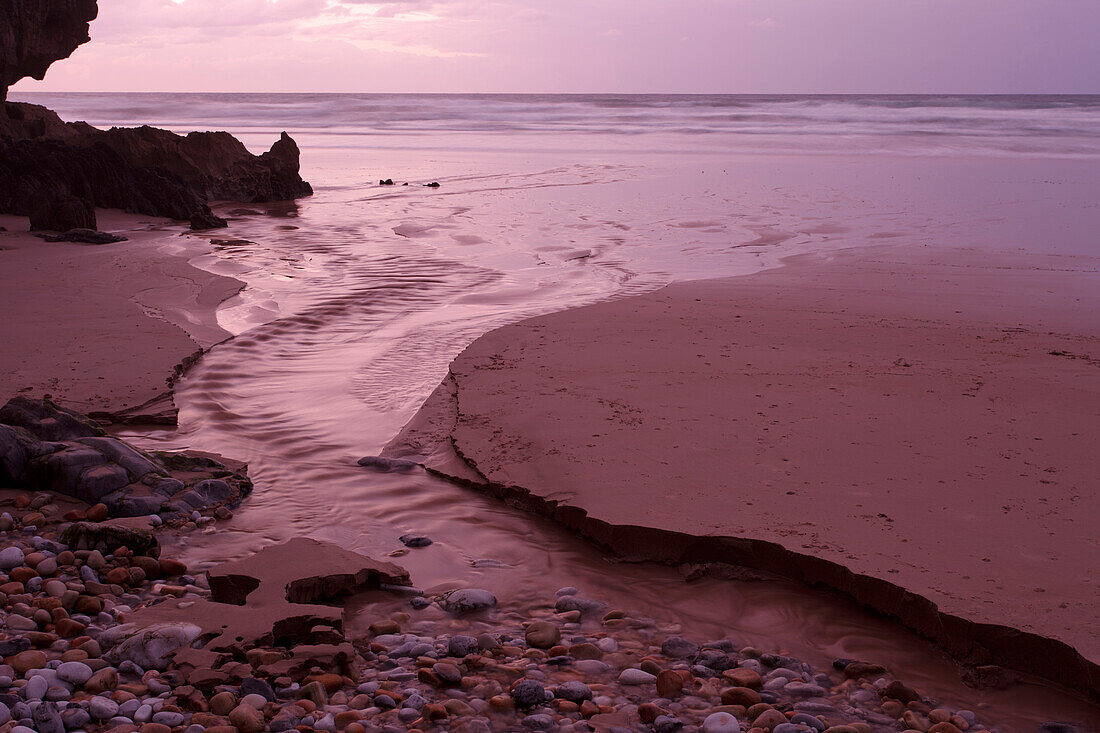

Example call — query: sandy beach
[5,11,1100,722]
[0,211,242,424]
[386,243,1100,699]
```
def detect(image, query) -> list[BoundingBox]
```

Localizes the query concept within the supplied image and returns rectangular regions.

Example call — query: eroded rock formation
[0,0,312,232]
[0,396,253,518]
[0,0,98,103]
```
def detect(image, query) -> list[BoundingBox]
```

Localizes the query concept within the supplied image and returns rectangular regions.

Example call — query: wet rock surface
[0,396,251,519]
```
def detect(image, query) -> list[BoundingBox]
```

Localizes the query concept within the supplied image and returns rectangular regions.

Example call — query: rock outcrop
[0,0,98,103]
[0,396,252,518]
[0,0,312,231]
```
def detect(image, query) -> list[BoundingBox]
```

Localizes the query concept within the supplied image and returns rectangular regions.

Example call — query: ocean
[15,93,1100,157]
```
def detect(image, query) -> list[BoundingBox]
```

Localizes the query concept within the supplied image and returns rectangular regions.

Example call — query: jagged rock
[0,0,98,102]
[0,136,212,231]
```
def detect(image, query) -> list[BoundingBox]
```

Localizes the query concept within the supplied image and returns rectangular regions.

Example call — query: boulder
[105,622,202,670]
[0,424,31,483]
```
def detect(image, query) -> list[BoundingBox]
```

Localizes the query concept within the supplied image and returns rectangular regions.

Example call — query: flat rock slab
[386,245,1100,698]
[208,536,411,605]
[132,538,411,654]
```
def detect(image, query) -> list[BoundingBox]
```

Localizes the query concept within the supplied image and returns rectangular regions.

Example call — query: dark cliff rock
[95,126,313,202]
[0,0,98,102]
[0,1,311,231]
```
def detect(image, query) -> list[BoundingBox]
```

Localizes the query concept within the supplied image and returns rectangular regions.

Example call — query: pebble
[511,679,548,708]
[55,660,93,685]
[448,635,479,657]
[89,696,119,719]
[0,546,24,569]
[555,680,592,703]
[441,588,497,614]
[525,620,561,649]
[703,712,742,733]
[619,668,658,685]
[657,669,685,697]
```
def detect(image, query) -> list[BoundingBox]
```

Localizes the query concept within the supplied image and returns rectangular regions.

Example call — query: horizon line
[10,90,1100,97]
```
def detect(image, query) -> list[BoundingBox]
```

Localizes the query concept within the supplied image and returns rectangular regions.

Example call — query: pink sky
[11,0,1100,94]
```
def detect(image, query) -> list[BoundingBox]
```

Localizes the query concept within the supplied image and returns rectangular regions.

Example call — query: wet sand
[0,211,242,423]
[386,243,1100,699]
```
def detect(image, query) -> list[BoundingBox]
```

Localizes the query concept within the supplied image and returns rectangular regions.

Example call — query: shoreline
[0,210,244,426]
[384,242,1100,708]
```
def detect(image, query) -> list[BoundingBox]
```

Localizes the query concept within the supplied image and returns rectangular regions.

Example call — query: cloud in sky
[10,0,1100,93]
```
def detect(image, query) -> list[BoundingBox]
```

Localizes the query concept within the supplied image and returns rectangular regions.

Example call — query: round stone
[554,681,592,703]
[511,679,547,708]
[152,711,186,727]
[433,663,462,684]
[240,694,268,709]
[524,621,561,649]
[447,635,479,657]
[89,696,119,720]
[661,636,699,658]
[23,675,48,700]
[703,712,741,733]
[56,661,93,685]
[618,668,657,685]
[441,589,497,615]
[656,670,684,697]
[0,547,24,570]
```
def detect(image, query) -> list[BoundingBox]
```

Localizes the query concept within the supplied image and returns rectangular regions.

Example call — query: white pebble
[703,712,741,733]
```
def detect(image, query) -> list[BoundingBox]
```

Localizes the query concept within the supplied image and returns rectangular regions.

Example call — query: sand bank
[386,244,1100,699]
[0,211,242,423]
